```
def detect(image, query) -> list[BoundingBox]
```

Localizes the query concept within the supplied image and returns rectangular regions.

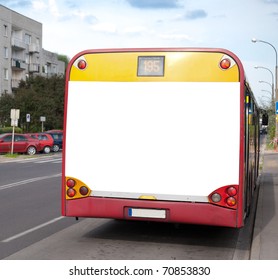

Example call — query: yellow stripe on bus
[69,51,240,82]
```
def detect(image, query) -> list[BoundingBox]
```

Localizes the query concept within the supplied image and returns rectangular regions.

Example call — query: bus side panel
[65,197,238,227]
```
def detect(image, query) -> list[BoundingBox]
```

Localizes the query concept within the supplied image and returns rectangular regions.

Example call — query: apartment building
[0,5,65,95]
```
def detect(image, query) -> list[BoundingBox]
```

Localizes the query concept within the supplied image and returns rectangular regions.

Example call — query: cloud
[0,0,32,8]
[158,33,192,41]
[48,0,60,17]
[64,0,78,9]
[184,9,207,20]
[70,10,98,24]
[90,22,117,33]
[32,0,60,17]
[32,0,47,10]
[126,0,181,9]
[122,25,147,36]
[263,0,278,3]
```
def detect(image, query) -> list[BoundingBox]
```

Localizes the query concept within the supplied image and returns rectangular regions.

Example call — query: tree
[0,75,65,132]
[58,54,70,72]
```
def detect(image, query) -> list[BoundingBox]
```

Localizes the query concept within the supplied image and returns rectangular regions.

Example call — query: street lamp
[261,95,272,102]
[255,66,274,99]
[259,80,272,89]
[252,38,278,140]
[261,89,273,98]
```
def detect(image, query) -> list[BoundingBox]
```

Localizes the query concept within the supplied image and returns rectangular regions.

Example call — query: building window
[25,33,31,45]
[4,25,8,36]
[4,69,8,80]
[26,53,29,64]
[4,47,8,58]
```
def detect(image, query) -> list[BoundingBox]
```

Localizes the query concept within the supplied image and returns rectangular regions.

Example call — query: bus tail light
[65,177,91,200]
[219,58,231,70]
[73,56,87,70]
[211,193,221,203]
[219,55,235,70]
[209,185,238,209]
[79,186,89,196]
[226,196,236,207]
[67,188,76,197]
[66,179,76,188]
[226,186,237,196]
[77,59,87,70]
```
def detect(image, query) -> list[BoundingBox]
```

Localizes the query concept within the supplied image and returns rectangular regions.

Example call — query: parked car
[45,130,63,152]
[0,133,39,155]
[27,133,54,154]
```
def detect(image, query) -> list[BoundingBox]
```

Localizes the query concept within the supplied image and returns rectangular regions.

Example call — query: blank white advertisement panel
[66,82,240,201]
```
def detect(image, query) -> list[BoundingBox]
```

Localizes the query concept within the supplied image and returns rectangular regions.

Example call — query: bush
[0,127,23,134]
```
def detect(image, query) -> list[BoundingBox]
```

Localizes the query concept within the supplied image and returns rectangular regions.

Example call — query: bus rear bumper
[64,196,240,228]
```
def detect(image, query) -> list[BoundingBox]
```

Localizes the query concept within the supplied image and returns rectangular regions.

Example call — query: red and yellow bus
[62,48,261,228]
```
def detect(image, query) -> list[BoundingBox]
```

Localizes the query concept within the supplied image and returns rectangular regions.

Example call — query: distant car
[0,133,39,155]
[27,133,54,154]
[45,130,63,152]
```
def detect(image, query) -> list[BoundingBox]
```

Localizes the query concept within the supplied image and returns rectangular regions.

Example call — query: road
[0,153,78,259]
[0,153,257,260]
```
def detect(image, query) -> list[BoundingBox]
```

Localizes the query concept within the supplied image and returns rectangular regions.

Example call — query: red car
[27,133,54,154]
[0,133,39,155]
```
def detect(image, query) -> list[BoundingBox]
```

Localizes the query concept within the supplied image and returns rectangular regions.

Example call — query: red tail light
[67,188,76,197]
[219,58,231,70]
[226,196,237,207]
[226,186,237,196]
[66,179,76,188]
[209,185,238,209]
[219,55,235,70]
[65,177,91,200]
[77,59,87,70]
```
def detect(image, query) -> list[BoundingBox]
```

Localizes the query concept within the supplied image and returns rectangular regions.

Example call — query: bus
[62,48,262,228]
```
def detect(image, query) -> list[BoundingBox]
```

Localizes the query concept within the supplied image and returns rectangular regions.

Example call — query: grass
[4,153,20,158]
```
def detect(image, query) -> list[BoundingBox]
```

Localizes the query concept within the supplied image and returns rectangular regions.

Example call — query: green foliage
[0,75,65,132]
[0,127,22,133]
[57,54,70,70]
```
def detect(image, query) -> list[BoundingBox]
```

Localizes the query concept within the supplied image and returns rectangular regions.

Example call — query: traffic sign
[10,109,20,120]
[276,102,278,114]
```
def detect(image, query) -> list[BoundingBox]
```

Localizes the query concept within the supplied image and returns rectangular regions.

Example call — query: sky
[1,0,278,104]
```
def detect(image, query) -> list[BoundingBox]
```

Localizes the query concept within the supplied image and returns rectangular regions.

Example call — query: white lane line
[0,173,61,191]
[36,159,62,163]
[1,216,64,243]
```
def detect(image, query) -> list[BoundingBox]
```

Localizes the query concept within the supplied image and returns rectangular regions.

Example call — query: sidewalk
[250,150,278,259]
[0,153,60,163]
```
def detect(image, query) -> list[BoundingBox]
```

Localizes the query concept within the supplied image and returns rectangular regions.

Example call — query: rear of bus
[62,48,245,228]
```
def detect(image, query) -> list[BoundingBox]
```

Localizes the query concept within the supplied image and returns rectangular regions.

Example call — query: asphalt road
[0,153,257,260]
[0,153,79,259]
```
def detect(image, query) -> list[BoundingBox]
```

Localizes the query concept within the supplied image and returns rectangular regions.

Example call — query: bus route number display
[137,56,165,76]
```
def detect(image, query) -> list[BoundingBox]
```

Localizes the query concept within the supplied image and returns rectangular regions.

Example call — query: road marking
[0,173,61,191]
[0,155,62,164]
[36,159,62,163]
[1,216,64,243]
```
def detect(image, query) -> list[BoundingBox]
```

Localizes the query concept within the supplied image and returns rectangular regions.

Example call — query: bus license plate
[128,208,166,219]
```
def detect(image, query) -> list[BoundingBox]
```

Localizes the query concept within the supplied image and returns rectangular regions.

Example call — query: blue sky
[1,0,278,103]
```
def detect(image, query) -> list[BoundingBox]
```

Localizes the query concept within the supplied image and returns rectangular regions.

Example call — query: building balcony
[11,37,26,50]
[29,63,40,72]
[29,44,40,53]
[12,59,26,70]
[11,79,21,88]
